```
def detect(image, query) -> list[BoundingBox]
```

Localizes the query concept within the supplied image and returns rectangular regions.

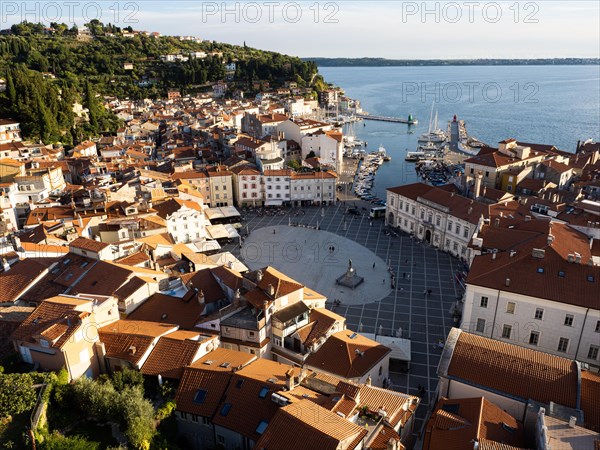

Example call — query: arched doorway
[425,230,432,244]
[387,212,394,226]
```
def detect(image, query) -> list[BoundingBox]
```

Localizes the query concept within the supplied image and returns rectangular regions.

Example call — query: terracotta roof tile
[254,399,368,450]
[423,397,526,450]
[0,259,48,302]
[69,237,109,253]
[141,335,205,379]
[581,370,600,432]
[305,330,391,380]
[176,367,233,417]
[444,330,579,409]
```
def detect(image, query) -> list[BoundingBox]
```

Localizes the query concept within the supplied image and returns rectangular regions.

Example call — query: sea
[319,65,600,198]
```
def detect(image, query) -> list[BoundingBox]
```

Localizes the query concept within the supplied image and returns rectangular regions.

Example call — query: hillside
[0,21,323,144]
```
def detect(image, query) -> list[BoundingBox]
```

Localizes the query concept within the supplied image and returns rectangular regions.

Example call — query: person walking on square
[373,262,376,269]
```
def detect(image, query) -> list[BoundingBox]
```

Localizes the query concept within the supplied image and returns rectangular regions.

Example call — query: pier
[356,113,418,125]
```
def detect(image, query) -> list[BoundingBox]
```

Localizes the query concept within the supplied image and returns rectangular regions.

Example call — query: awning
[206,224,230,240]
[362,333,411,362]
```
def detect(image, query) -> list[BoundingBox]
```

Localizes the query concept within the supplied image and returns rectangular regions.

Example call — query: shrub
[40,432,99,450]
[154,401,175,421]
[111,368,145,393]
[0,373,36,419]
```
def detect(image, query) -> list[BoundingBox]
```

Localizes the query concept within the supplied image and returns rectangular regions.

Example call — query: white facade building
[386,183,488,261]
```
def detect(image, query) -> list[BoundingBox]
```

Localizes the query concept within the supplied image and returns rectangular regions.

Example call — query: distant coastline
[305,57,600,67]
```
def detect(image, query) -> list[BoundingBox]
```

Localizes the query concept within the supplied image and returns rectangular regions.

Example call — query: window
[537,267,544,273]
[596,321,600,333]
[420,210,424,219]
[588,275,595,282]
[476,318,485,333]
[256,420,269,435]
[506,302,515,314]
[193,389,207,404]
[534,308,544,320]
[258,387,269,398]
[558,271,565,278]
[502,325,512,339]
[557,337,569,353]
[463,228,469,238]
[529,331,539,346]
[220,403,232,416]
[217,435,225,444]
[448,221,453,231]
[480,296,488,308]
[436,216,441,226]
[455,224,461,234]
[564,315,574,327]
[588,345,599,360]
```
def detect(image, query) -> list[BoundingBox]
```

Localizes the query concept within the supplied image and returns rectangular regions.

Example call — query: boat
[405,151,426,162]
[418,102,447,144]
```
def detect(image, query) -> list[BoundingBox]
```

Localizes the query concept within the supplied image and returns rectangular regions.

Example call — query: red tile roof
[442,329,579,409]
[306,330,391,380]
[423,397,525,450]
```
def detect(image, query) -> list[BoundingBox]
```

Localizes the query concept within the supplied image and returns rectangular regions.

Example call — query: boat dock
[356,113,418,125]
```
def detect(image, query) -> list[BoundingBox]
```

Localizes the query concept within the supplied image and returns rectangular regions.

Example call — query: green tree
[5,70,16,104]
[0,373,36,418]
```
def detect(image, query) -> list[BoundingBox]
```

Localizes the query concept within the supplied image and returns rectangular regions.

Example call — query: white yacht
[418,103,447,144]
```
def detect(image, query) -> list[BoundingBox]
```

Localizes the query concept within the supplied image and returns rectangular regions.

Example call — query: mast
[428,101,434,134]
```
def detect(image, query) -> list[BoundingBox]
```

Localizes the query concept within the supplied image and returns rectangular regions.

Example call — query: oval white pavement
[240,225,393,306]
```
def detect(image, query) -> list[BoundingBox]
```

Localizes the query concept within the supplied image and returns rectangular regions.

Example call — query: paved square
[221,202,466,439]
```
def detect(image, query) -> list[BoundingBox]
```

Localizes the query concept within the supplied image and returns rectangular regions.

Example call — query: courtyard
[221,201,466,439]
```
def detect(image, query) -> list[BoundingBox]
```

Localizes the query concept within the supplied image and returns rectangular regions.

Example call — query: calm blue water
[320,65,600,196]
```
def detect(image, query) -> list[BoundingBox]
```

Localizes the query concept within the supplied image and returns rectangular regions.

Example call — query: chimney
[78,214,84,228]
[299,367,307,383]
[128,345,136,355]
[366,374,372,386]
[386,438,397,450]
[492,252,497,260]
[473,172,483,200]
[2,258,10,272]
[285,369,296,390]
[468,206,473,215]
[569,416,577,428]
[256,270,263,283]
[510,250,516,257]
[547,234,554,245]
[266,284,275,297]
[234,288,241,305]
[197,289,205,304]
[505,278,511,287]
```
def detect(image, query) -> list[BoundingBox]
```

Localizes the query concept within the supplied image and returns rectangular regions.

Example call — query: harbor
[341,111,483,199]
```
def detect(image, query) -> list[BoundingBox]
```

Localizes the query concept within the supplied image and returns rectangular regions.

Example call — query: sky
[2,1,599,59]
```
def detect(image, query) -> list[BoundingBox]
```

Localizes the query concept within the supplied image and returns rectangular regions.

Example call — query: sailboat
[418,102,447,144]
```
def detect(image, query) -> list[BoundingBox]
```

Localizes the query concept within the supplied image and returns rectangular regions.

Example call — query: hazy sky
[3,1,599,58]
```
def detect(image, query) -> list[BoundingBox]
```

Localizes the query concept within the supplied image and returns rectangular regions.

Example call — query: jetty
[356,113,418,125]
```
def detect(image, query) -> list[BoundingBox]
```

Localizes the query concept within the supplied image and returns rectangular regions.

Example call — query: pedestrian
[428,289,432,295]
[373,262,376,269]
[403,272,406,279]
[382,279,385,284]
[273,229,276,234]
